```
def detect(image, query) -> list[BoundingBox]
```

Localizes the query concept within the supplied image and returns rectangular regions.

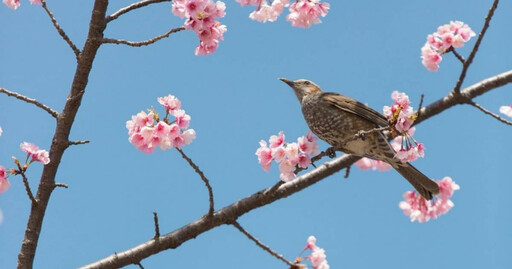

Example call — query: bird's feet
[326,147,337,158]
[355,130,367,141]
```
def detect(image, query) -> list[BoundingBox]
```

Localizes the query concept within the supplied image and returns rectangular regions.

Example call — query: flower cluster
[302,236,330,269]
[0,166,9,195]
[20,142,50,165]
[3,0,40,10]
[499,104,512,118]
[383,91,424,163]
[126,95,196,153]
[172,0,227,55]
[421,21,476,71]
[236,0,329,28]
[354,158,391,171]
[399,177,460,223]
[255,131,319,182]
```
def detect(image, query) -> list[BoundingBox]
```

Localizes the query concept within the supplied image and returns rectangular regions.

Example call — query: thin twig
[68,140,90,146]
[416,94,425,119]
[453,0,499,94]
[450,48,466,64]
[102,26,186,47]
[344,165,351,178]
[0,88,59,118]
[153,212,160,239]
[467,100,512,125]
[232,221,294,267]
[54,183,69,189]
[15,162,38,205]
[135,262,144,269]
[175,148,215,217]
[40,0,80,58]
[105,0,172,23]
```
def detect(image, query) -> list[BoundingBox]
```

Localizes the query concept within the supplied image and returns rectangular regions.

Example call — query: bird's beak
[279,77,294,87]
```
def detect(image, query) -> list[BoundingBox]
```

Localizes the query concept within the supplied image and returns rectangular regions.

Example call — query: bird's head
[279,78,322,103]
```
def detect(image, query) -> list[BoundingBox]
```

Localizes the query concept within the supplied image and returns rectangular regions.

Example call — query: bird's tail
[394,163,440,200]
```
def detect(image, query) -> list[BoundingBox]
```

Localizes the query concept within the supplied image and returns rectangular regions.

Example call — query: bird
[279,78,440,200]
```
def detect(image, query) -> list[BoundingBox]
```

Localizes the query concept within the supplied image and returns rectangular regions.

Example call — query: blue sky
[1,0,511,268]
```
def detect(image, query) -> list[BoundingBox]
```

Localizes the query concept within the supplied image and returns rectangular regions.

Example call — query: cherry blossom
[354,158,392,171]
[172,0,227,55]
[287,0,330,28]
[127,95,196,153]
[300,235,330,269]
[255,131,319,182]
[2,0,40,9]
[499,105,512,118]
[421,21,476,71]
[0,166,10,194]
[20,142,50,165]
[399,176,460,223]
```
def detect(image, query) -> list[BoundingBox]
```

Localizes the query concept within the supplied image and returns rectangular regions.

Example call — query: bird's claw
[356,130,366,140]
[326,148,337,158]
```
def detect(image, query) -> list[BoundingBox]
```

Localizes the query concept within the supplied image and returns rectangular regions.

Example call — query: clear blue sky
[1,0,511,268]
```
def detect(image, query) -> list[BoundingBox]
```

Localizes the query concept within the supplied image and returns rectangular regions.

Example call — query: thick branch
[452,0,499,93]
[0,88,59,118]
[102,26,185,47]
[176,148,215,217]
[41,0,81,58]
[105,0,172,23]
[232,221,294,267]
[80,70,512,269]
[16,0,109,268]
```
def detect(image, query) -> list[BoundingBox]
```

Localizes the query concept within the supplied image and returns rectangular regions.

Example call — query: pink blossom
[395,108,414,133]
[0,126,2,136]
[172,0,227,55]
[256,140,273,172]
[391,91,410,108]
[287,0,330,28]
[3,0,20,9]
[499,105,512,118]
[399,177,459,223]
[271,146,286,162]
[182,129,196,144]
[235,0,261,6]
[298,153,311,168]
[303,235,330,269]
[278,159,295,182]
[355,158,392,171]
[0,166,9,194]
[249,0,288,23]
[421,21,475,71]
[20,142,50,164]
[158,95,181,114]
[29,0,40,4]
[269,131,285,148]
[298,131,320,155]
[174,109,191,129]
[305,235,317,250]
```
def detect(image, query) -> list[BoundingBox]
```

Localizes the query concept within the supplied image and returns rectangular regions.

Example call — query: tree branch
[153,212,160,240]
[232,221,294,267]
[105,0,172,23]
[102,26,185,47]
[466,100,512,125]
[16,0,109,267]
[68,140,90,146]
[40,0,81,58]
[452,0,499,94]
[0,88,59,119]
[80,70,512,269]
[175,148,215,217]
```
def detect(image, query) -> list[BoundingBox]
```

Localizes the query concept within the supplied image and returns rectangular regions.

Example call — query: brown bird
[280,78,440,200]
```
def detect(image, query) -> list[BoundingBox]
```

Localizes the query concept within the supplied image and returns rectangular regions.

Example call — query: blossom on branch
[399,176,460,223]
[20,142,50,165]
[2,0,40,10]
[499,105,512,118]
[421,21,476,71]
[255,131,319,182]
[126,95,196,153]
[172,0,227,55]
[296,235,329,269]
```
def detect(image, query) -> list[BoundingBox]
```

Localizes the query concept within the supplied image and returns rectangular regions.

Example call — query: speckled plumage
[281,78,440,200]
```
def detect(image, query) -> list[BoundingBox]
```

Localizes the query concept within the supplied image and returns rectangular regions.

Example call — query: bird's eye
[304,81,311,85]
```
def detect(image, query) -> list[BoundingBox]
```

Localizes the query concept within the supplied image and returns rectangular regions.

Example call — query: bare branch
[80,70,512,269]
[68,140,90,146]
[467,100,512,125]
[106,0,172,23]
[54,183,69,189]
[344,165,351,178]
[452,0,499,94]
[102,26,186,47]
[232,221,294,267]
[0,88,59,118]
[135,262,144,269]
[176,148,215,217]
[40,0,80,58]
[20,171,38,205]
[153,212,160,239]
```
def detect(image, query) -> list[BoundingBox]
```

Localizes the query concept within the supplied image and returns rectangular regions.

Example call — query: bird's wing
[322,92,389,127]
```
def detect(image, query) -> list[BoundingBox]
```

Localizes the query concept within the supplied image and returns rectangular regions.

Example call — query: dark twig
[176,148,215,217]
[0,88,59,118]
[453,0,499,94]
[15,161,38,205]
[102,26,186,47]
[153,212,160,239]
[232,221,294,267]
[54,183,69,189]
[467,100,512,125]
[40,0,80,58]
[416,94,425,119]
[68,140,90,146]
[105,0,172,23]
[135,262,144,269]
[449,48,466,64]
[344,165,351,178]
